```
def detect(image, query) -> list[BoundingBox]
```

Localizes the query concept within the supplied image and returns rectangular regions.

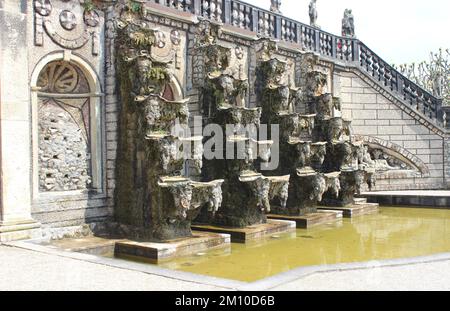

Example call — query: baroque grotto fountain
[112,4,379,261]
[113,8,228,261]
[190,22,294,242]
[254,43,379,224]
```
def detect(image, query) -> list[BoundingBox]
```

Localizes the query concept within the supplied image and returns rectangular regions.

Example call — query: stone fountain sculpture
[255,40,337,216]
[256,40,374,218]
[114,8,224,241]
[194,22,290,229]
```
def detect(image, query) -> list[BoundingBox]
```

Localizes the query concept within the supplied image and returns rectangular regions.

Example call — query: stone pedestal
[0,220,42,242]
[267,211,343,229]
[114,232,231,262]
[192,220,296,243]
[318,203,379,218]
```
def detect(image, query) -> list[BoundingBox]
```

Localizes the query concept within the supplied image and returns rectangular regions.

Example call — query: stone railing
[145,0,446,129]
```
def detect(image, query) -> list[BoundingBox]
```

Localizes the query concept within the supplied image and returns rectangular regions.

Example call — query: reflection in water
[154,208,450,282]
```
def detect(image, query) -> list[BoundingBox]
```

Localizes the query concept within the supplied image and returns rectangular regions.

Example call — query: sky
[243,0,450,65]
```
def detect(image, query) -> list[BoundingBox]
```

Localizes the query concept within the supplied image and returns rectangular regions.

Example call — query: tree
[395,48,449,105]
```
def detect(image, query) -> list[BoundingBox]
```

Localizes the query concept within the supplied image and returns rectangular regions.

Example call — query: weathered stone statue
[342,9,355,38]
[195,25,290,229]
[309,0,319,28]
[270,0,282,14]
[114,5,224,241]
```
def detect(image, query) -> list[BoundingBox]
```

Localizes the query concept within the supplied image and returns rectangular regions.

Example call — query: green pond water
[155,207,450,282]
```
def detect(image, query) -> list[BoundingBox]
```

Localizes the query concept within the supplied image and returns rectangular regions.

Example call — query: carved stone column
[0,0,41,241]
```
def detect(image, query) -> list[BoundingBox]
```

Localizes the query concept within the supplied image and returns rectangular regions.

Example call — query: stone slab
[267,211,343,229]
[114,231,231,262]
[191,220,296,243]
[318,203,379,218]
[361,191,450,208]
[49,236,124,256]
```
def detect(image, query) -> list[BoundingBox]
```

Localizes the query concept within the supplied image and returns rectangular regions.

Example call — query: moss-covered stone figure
[255,40,375,215]
[196,23,290,228]
[114,6,223,241]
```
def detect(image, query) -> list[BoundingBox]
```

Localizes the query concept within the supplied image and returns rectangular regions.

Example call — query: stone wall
[0,0,116,241]
[334,69,446,190]
[445,134,450,188]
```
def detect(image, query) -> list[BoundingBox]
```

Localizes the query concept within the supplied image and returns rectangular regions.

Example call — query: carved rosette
[33,0,102,55]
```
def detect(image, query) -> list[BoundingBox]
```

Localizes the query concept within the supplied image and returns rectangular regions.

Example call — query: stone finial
[309,0,319,28]
[270,0,282,14]
[342,9,356,38]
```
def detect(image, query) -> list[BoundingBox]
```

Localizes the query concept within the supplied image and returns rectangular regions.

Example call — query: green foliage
[82,0,97,12]
[395,48,449,104]
[131,31,156,50]
[147,67,170,84]
[128,0,143,13]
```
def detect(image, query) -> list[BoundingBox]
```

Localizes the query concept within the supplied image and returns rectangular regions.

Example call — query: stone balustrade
[145,0,446,129]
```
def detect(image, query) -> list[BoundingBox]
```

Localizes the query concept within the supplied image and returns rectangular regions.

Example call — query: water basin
[156,207,450,282]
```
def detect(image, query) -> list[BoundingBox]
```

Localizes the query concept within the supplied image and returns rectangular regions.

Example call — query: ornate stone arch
[161,75,184,101]
[355,135,430,178]
[30,51,104,198]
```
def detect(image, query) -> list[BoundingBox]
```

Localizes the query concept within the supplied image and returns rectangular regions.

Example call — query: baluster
[403,82,411,104]
[202,0,209,18]
[327,35,332,56]
[378,63,384,83]
[319,33,324,54]
[308,28,314,50]
[346,40,352,61]
[385,65,391,88]
[367,53,373,75]
[331,35,337,58]
[216,0,223,22]
[244,6,251,30]
[210,0,217,20]
[232,2,239,26]
[290,22,297,42]
[338,37,344,59]
[359,45,366,68]
[342,39,350,60]
[281,19,286,40]
[185,0,192,12]
[370,55,377,78]
[258,12,266,36]
[269,14,275,38]
[239,4,245,28]
[411,87,418,110]
[390,69,397,92]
